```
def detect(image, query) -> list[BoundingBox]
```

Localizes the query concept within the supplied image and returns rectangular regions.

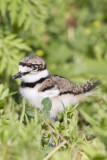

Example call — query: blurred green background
[0,0,107,160]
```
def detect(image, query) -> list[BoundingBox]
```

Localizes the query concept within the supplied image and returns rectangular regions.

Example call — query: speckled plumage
[38,75,101,95]
[19,56,46,71]
[12,56,101,119]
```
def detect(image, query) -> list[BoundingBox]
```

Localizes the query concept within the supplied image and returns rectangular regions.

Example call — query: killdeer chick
[12,56,101,121]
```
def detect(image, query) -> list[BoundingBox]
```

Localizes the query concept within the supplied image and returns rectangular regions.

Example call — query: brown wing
[38,75,101,95]
[38,75,75,94]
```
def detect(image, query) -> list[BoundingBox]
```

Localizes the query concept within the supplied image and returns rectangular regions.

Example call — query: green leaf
[6,91,17,98]
[0,84,4,96]
[79,109,97,126]
[8,0,21,24]
[0,0,7,17]
[0,33,31,76]
[41,97,52,118]
[42,97,52,113]
[0,88,9,99]
[0,100,5,107]
[26,109,35,117]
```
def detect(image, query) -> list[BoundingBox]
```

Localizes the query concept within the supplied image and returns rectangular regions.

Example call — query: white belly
[20,85,85,119]
[19,84,60,110]
[20,87,43,109]
[50,94,82,118]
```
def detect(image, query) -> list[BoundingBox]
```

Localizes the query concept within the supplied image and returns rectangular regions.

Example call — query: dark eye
[32,67,38,72]
[33,70,37,72]
[34,66,37,69]
[33,65,38,70]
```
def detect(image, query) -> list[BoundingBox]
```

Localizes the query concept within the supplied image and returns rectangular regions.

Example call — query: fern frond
[0,33,31,75]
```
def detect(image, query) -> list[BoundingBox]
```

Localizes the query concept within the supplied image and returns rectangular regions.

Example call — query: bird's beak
[12,72,22,79]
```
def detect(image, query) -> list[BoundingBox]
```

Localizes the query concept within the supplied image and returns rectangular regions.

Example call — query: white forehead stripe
[19,65,31,72]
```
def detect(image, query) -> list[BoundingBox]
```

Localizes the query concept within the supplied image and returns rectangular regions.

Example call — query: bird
[12,56,101,122]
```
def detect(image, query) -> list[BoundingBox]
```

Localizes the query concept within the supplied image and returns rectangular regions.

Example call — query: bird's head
[12,56,49,82]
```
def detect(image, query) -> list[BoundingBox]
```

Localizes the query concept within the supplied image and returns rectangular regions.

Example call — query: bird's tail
[72,78,101,96]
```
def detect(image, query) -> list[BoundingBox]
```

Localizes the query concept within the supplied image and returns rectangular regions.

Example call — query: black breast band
[21,76,49,88]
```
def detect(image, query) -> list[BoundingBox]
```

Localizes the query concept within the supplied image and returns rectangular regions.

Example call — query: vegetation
[0,0,107,159]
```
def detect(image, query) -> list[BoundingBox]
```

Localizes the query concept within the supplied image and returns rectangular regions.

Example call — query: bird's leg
[49,117,58,146]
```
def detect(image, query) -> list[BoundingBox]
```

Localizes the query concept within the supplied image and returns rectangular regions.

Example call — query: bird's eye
[32,69,37,72]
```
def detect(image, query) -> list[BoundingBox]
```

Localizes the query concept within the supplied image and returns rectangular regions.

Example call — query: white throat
[21,69,49,83]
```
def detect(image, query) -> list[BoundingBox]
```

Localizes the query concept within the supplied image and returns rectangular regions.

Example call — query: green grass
[0,89,107,160]
[0,0,107,159]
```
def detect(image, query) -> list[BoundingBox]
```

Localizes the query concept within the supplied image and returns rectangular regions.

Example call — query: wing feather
[38,75,74,94]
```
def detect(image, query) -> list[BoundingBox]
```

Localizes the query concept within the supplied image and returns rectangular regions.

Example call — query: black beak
[12,72,22,79]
